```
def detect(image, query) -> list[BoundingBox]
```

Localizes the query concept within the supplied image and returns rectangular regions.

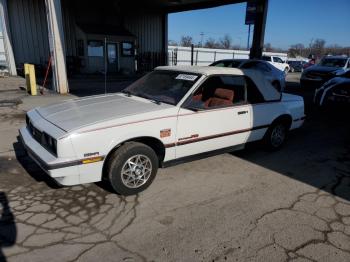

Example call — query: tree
[219,34,232,49]
[264,43,273,52]
[310,38,326,59]
[180,36,193,47]
[168,39,178,46]
[289,43,305,57]
[204,38,219,48]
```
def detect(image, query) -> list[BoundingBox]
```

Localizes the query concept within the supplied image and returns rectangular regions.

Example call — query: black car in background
[314,70,350,107]
[300,56,350,88]
[288,60,307,72]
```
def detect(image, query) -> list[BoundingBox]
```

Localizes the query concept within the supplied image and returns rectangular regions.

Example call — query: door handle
[238,110,248,115]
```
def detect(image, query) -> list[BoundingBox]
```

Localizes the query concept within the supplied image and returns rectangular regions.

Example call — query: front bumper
[300,78,325,89]
[19,127,81,186]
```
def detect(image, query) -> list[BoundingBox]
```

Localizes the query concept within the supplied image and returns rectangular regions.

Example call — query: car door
[175,75,252,159]
[272,57,286,71]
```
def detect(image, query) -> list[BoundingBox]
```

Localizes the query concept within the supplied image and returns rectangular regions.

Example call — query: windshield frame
[123,70,203,106]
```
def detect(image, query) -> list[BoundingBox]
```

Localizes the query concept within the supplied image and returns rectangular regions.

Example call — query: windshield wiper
[122,90,161,105]
[139,94,161,105]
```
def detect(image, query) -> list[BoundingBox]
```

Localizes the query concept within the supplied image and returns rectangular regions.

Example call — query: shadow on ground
[0,192,16,262]
[234,98,350,202]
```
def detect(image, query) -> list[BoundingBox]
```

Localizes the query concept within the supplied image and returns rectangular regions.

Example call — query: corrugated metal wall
[61,0,76,57]
[8,0,166,69]
[124,12,165,53]
[8,0,50,65]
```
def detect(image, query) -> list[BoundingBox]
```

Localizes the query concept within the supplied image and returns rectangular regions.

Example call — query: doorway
[107,43,118,73]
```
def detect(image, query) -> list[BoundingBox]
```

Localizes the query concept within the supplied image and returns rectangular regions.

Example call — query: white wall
[168,46,288,66]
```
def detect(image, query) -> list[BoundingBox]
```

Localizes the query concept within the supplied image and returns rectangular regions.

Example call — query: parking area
[0,73,350,261]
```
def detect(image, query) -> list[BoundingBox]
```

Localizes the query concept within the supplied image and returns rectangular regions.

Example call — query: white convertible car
[20,66,305,195]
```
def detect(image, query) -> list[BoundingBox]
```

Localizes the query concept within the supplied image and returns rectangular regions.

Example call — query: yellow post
[28,64,37,96]
[24,63,30,93]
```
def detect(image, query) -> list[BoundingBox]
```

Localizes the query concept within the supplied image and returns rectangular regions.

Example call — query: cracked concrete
[0,74,350,261]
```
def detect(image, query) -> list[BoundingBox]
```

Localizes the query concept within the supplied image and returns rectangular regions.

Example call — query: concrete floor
[0,73,349,262]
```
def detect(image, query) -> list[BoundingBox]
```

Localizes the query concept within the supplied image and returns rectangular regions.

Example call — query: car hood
[36,93,174,132]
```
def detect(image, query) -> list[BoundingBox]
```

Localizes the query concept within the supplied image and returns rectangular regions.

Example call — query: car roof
[155,65,246,76]
[155,66,281,101]
[212,59,246,62]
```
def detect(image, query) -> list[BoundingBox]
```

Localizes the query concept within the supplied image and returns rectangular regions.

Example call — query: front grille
[306,72,330,79]
[27,115,57,156]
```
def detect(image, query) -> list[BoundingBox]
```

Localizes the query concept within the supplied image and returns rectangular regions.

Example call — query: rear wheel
[106,142,159,195]
[264,121,288,150]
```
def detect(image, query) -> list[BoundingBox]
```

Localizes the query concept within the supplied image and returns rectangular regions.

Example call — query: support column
[0,0,16,75]
[249,0,269,59]
[162,13,168,66]
[45,0,68,94]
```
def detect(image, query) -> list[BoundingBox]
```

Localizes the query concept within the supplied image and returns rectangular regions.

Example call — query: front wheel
[263,122,288,150]
[106,142,159,195]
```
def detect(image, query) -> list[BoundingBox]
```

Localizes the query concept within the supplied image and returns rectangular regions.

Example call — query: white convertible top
[156,66,281,101]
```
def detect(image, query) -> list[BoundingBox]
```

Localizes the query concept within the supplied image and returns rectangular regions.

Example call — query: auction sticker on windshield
[175,74,198,81]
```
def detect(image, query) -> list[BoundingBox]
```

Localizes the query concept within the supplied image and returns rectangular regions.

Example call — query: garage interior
[1,0,268,94]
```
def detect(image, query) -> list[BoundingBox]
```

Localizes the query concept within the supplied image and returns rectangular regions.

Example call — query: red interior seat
[205,88,234,108]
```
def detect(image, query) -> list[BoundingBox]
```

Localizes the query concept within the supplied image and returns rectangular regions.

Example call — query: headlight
[41,132,57,155]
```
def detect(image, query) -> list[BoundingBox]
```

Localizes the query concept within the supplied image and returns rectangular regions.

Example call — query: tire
[263,121,288,151]
[106,142,159,195]
[284,67,289,74]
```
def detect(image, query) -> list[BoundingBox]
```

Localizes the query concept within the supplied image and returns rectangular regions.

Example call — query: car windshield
[123,70,201,105]
[319,58,347,68]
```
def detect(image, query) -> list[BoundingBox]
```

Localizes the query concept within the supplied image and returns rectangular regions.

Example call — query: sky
[168,0,350,50]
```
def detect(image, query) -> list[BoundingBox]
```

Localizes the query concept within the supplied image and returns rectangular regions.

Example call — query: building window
[122,42,134,56]
[77,40,84,56]
[88,41,103,57]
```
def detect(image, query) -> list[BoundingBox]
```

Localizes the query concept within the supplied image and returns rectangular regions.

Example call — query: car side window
[184,75,247,110]
[241,61,271,72]
[213,62,226,67]
[246,77,265,104]
[273,57,283,63]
